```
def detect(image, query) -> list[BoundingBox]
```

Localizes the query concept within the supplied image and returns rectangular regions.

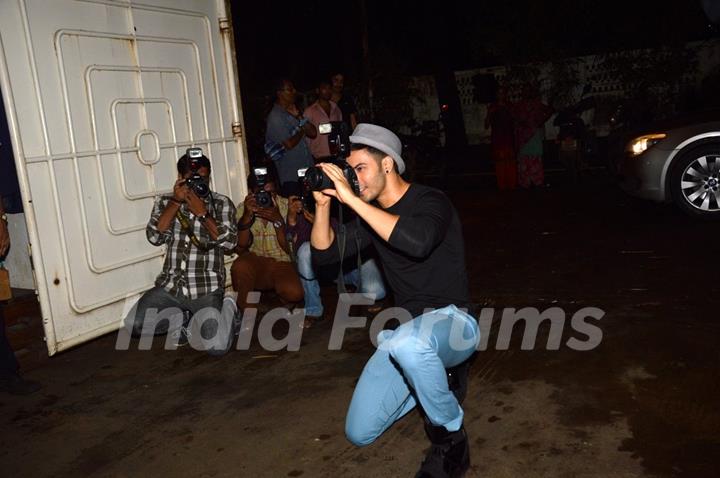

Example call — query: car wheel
[670,144,720,219]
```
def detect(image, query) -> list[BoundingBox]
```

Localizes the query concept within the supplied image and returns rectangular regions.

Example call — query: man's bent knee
[345,420,378,447]
[277,282,304,304]
[296,242,311,263]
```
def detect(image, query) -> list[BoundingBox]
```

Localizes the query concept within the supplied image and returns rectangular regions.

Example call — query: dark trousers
[230,253,303,310]
[124,286,224,337]
[0,307,19,378]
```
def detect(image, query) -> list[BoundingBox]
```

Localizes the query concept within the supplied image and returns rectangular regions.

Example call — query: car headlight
[625,133,667,156]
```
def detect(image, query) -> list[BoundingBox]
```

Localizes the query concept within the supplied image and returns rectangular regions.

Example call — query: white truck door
[0,0,247,354]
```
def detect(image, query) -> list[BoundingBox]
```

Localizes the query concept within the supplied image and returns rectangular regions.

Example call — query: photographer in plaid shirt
[124,150,238,354]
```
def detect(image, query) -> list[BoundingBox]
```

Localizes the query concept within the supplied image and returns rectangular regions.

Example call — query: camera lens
[255,191,272,208]
[303,166,333,191]
[187,176,210,198]
[194,182,210,198]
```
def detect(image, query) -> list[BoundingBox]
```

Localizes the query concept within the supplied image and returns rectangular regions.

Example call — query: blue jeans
[345,305,480,446]
[296,241,386,316]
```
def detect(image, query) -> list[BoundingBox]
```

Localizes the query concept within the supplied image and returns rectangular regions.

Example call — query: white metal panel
[0,0,248,354]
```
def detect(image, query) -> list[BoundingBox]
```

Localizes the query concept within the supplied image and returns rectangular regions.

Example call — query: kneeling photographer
[124,148,238,355]
[308,124,479,477]
[291,122,387,327]
[230,162,303,314]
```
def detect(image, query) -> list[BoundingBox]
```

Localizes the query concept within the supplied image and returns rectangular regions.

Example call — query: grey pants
[124,287,234,354]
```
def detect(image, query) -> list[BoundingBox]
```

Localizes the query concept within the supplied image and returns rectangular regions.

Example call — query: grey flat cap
[349,123,406,174]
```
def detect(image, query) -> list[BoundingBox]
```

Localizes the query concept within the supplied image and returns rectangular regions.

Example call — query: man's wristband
[238,215,255,231]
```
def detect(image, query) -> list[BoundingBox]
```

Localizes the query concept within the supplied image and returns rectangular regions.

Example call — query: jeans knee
[345,421,376,447]
[296,242,313,276]
[297,242,311,262]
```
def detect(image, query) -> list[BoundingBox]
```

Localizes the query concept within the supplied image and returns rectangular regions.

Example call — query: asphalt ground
[1,170,719,477]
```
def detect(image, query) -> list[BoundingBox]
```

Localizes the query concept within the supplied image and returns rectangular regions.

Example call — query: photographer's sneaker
[170,326,191,347]
[204,294,240,356]
[222,291,242,337]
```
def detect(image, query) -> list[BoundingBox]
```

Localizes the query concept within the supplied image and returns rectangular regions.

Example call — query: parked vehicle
[616,111,720,219]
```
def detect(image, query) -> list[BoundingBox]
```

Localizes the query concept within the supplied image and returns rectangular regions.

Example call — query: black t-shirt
[312,183,470,317]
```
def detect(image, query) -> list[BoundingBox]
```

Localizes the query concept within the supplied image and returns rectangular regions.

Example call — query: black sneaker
[416,424,470,478]
[0,374,42,395]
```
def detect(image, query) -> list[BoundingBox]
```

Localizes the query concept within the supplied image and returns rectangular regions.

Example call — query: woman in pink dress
[512,84,554,188]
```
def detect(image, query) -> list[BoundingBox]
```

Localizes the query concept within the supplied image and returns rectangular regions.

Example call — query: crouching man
[230,163,304,314]
[125,149,238,355]
[310,124,479,477]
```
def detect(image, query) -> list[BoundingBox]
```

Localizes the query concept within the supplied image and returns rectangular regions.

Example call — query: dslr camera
[296,167,314,214]
[302,121,360,195]
[185,148,210,198]
[253,167,273,208]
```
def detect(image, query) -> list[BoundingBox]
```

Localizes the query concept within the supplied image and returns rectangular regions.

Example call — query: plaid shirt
[147,193,237,299]
[237,195,291,262]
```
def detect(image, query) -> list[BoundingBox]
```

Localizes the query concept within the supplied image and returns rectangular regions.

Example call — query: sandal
[301,315,322,329]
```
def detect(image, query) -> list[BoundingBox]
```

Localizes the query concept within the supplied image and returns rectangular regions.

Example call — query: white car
[617,115,720,218]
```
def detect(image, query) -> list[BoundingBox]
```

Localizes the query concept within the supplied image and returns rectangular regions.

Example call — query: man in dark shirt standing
[331,73,358,131]
[310,124,479,477]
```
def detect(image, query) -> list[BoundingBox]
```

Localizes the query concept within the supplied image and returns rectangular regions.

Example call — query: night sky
[232,0,715,97]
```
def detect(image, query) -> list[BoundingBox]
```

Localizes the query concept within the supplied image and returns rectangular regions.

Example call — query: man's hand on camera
[255,204,283,224]
[312,190,332,208]
[173,179,189,202]
[244,193,260,212]
[238,193,258,224]
[186,190,207,217]
[317,163,357,205]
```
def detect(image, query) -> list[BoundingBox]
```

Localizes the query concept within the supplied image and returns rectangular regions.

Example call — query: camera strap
[175,209,210,252]
[335,206,363,295]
